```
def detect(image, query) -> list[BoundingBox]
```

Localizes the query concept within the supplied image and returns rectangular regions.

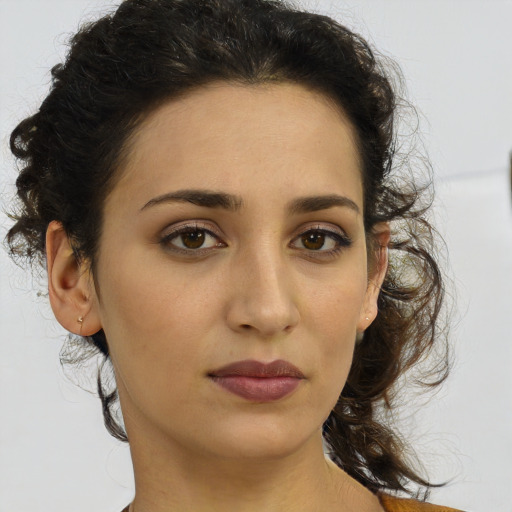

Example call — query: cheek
[306,276,368,340]
[95,253,223,377]
[302,272,368,396]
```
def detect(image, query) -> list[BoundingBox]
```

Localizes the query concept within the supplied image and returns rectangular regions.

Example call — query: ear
[46,221,102,336]
[357,222,390,333]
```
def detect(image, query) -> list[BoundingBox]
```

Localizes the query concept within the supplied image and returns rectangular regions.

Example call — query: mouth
[208,359,305,402]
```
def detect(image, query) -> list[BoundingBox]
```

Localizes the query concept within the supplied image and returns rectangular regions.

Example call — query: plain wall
[1,1,511,511]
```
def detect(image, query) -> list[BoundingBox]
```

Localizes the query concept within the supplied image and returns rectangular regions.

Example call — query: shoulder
[379,494,465,512]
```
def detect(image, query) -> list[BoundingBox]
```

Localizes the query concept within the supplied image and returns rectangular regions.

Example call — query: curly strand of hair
[97,363,128,443]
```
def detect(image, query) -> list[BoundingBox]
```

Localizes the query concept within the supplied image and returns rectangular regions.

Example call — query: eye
[291,227,352,255]
[160,224,226,254]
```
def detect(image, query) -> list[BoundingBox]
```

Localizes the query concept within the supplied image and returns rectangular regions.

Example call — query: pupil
[303,232,325,250]
[182,230,205,249]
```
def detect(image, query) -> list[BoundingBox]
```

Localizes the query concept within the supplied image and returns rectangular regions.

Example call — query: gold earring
[77,316,84,336]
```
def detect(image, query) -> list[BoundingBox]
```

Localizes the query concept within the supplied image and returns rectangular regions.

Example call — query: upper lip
[209,359,305,378]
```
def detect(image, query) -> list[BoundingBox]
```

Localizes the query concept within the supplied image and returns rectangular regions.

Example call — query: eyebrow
[141,189,360,215]
[288,194,360,215]
[141,189,244,211]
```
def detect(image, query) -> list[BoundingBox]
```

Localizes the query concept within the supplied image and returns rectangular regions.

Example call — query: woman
[6,0,462,510]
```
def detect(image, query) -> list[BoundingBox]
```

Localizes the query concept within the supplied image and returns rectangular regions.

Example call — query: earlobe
[357,222,390,332]
[46,221,102,336]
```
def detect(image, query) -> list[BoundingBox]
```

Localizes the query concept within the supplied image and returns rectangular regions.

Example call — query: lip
[208,359,305,402]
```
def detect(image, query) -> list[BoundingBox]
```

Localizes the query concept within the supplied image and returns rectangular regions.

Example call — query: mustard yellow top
[121,496,464,512]
[379,494,464,512]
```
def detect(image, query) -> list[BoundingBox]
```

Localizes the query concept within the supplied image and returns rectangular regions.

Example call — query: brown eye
[291,228,352,255]
[301,232,326,250]
[161,225,225,253]
[180,230,205,249]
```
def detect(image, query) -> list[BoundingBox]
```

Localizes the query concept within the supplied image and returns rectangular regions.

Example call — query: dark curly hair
[6,0,449,500]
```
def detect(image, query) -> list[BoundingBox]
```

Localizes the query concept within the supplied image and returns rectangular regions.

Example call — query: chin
[201,415,323,462]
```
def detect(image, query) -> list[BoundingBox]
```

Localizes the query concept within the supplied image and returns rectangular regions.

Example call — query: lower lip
[210,376,301,402]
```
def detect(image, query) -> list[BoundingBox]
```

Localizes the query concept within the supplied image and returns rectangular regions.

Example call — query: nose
[225,249,300,338]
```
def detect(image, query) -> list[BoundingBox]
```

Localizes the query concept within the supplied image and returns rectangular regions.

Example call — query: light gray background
[1,1,511,511]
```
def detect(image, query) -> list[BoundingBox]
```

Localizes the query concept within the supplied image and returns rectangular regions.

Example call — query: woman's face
[88,82,383,460]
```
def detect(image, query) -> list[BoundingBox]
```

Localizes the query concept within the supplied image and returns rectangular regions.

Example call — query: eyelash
[159,222,352,259]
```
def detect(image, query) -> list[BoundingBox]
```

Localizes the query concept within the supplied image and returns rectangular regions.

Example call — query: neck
[126,427,382,512]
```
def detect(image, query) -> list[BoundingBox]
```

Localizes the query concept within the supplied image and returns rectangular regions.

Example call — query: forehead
[110,82,363,210]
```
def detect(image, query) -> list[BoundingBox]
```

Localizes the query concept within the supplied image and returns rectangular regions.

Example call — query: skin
[47,82,389,512]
